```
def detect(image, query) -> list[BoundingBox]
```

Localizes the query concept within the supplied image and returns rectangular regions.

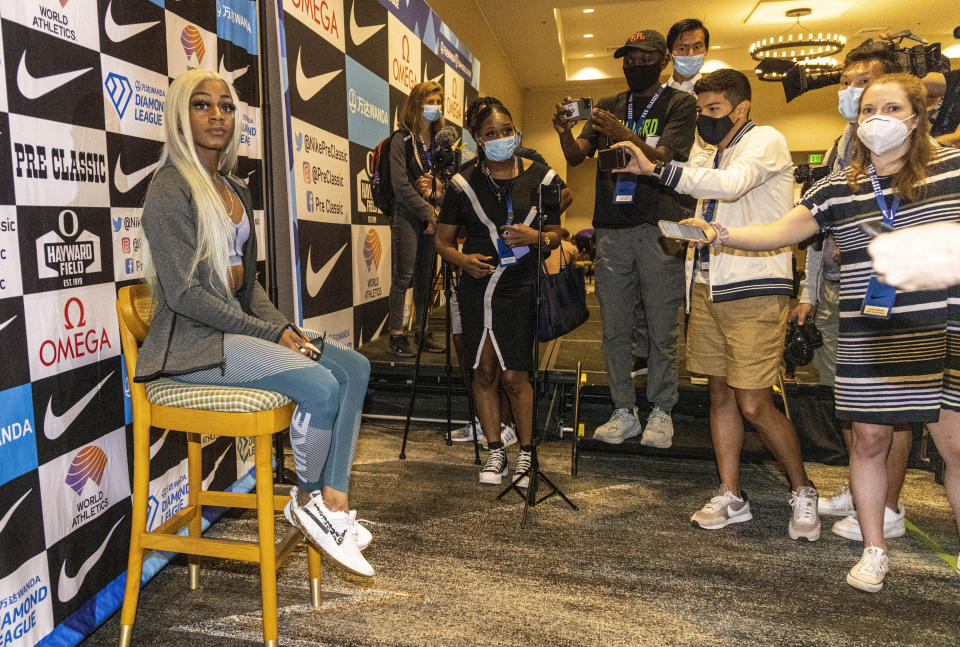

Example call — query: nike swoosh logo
[44,372,115,441]
[0,489,32,537]
[202,446,231,490]
[423,63,442,84]
[0,315,16,334]
[349,2,385,46]
[149,429,169,460]
[305,243,347,298]
[17,52,92,100]
[104,0,159,43]
[114,156,161,193]
[58,516,124,602]
[295,48,342,102]
[218,56,249,84]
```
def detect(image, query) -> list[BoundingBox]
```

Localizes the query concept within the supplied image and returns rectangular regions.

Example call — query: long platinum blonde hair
[142,69,241,301]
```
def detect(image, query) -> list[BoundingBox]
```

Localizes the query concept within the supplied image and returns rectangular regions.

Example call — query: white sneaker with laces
[819,482,855,517]
[832,504,906,541]
[348,510,373,551]
[788,486,821,541]
[284,488,374,577]
[513,449,532,489]
[691,487,753,529]
[847,546,889,592]
[640,406,674,448]
[592,408,641,444]
[479,447,508,485]
[449,417,482,442]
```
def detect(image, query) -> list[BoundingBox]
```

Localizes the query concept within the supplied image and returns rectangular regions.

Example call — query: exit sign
[809,153,823,164]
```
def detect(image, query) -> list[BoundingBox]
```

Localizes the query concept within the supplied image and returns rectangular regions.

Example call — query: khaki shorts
[686,282,788,390]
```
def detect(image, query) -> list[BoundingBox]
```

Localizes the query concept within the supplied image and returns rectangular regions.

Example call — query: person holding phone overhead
[631,72,960,593]
[435,102,563,486]
[612,69,821,546]
[137,69,374,578]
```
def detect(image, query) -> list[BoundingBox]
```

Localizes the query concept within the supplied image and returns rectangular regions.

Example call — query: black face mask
[697,113,735,145]
[623,63,661,93]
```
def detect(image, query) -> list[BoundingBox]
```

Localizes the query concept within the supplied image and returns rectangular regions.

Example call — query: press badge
[614,175,637,204]
[861,277,896,319]
[497,237,518,266]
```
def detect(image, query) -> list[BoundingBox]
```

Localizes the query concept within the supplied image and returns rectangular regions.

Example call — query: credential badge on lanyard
[860,164,900,319]
[613,88,663,204]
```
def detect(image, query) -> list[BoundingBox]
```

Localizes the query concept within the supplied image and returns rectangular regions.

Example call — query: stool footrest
[140,533,261,561]
[198,490,291,511]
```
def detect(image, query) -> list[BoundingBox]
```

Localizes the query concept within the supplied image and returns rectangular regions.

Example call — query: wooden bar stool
[116,284,321,647]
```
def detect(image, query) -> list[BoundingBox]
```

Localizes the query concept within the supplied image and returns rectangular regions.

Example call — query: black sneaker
[630,356,648,377]
[479,448,508,485]
[416,331,445,353]
[389,334,414,356]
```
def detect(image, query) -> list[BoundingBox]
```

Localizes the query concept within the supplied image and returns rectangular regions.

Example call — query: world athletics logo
[181,25,206,64]
[362,229,381,272]
[65,445,107,495]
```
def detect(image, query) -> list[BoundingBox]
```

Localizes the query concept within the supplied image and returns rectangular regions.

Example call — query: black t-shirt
[578,86,697,228]
[932,69,960,138]
[439,160,563,271]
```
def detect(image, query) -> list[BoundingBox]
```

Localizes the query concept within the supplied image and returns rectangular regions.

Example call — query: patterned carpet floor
[84,422,960,647]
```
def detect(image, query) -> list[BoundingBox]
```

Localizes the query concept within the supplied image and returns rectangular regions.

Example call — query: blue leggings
[172,332,370,493]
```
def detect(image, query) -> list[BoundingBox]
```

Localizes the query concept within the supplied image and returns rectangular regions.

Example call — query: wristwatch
[652,160,665,179]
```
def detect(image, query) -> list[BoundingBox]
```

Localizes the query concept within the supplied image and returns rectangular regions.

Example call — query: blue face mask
[423,105,442,122]
[483,134,517,162]
[837,86,864,123]
[673,53,705,78]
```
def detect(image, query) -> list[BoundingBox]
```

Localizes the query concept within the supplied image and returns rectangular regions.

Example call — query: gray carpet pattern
[84,424,960,647]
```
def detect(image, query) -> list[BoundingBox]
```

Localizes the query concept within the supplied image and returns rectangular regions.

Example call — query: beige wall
[426,0,524,126]
[520,74,850,233]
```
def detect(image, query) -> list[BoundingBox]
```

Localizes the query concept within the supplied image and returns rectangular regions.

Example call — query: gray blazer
[135,163,289,382]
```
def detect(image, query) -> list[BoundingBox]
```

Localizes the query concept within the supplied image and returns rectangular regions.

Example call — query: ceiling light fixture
[584,33,594,38]
[585,53,595,57]
[748,8,845,81]
[583,8,595,13]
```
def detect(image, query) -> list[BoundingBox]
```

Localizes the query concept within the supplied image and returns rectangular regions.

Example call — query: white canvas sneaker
[847,546,888,592]
[479,447,508,485]
[592,408,641,444]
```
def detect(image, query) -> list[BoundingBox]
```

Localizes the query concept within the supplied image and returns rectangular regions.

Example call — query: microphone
[434,126,460,149]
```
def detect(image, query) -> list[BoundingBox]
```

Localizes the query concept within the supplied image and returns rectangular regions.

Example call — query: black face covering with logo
[623,63,662,94]
[697,113,735,146]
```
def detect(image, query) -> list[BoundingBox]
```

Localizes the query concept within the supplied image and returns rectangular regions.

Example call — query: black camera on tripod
[779,32,943,103]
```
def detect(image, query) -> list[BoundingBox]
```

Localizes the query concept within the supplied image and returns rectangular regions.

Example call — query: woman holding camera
[387,81,447,356]
[435,103,564,485]
[137,69,373,577]
[619,73,960,591]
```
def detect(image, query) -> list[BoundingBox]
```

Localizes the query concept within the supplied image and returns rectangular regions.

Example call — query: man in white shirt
[665,18,709,94]
[613,69,821,542]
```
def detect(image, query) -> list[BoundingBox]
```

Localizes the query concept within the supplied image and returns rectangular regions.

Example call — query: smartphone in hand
[658,220,709,242]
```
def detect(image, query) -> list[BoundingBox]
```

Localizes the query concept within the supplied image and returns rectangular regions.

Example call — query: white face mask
[837,86,864,122]
[857,114,915,155]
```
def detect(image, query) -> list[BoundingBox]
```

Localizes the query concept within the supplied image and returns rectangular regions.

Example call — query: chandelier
[749,8,845,81]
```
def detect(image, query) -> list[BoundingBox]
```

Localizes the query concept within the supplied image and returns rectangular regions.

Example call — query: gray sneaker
[691,487,753,529]
[592,408,641,444]
[450,417,482,442]
[788,485,821,541]
[640,406,674,448]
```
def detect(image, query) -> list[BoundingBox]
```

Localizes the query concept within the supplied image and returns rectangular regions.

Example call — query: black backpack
[370,130,409,214]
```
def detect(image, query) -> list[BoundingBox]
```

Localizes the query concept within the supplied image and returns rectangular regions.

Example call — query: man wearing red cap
[553,29,697,448]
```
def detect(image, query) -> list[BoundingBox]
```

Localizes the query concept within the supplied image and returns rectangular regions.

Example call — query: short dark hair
[694,69,751,106]
[843,41,903,74]
[465,96,503,135]
[666,18,709,52]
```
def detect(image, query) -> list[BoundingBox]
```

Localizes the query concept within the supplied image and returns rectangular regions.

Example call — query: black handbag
[536,252,589,342]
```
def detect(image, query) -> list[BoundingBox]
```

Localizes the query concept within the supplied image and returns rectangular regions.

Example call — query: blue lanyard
[627,87,663,136]
[867,164,900,226]
[700,151,723,222]
[418,133,434,171]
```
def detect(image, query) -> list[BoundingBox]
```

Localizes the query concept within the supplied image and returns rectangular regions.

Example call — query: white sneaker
[284,488,374,577]
[847,546,888,593]
[479,447,508,485]
[499,423,518,447]
[513,449,532,489]
[640,407,674,448]
[788,486,821,541]
[819,482,855,517]
[449,417,482,442]
[832,504,906,542]
[691,487,753,530]
[592,408,641,444]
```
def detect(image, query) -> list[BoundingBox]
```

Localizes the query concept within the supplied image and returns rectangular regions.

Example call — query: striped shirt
[800,145,960,422]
